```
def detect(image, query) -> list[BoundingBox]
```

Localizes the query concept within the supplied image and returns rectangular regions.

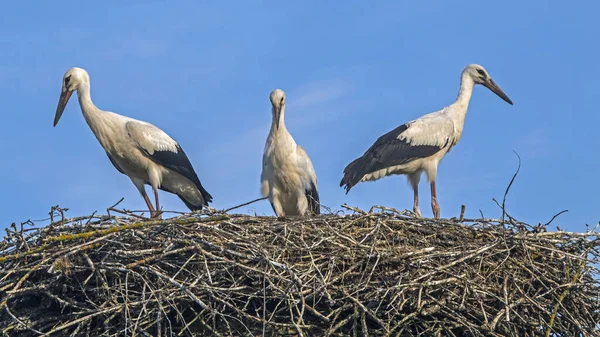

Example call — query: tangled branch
[0,205,598,336]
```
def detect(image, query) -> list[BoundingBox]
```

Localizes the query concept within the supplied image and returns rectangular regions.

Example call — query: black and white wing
[297,145,320,215]
[125,121,213,205]
[340,112,455,192]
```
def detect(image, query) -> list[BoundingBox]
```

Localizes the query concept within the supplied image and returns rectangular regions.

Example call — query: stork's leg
[413,185,422,218]
[153,187,162,220]
[132,178,156,218]
[407,172,422,217]
[145,168,163,219]
[141,190,156,216]
[430,180,440,219]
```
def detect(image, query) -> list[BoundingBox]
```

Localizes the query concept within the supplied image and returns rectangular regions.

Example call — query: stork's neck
[455,72,475,107]
[76,83,109,140]
[446,72,475,127]
[270,105,288,134]
[268,105,296,149]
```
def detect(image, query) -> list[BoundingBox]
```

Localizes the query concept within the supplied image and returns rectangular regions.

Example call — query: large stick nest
[0,205,598,336]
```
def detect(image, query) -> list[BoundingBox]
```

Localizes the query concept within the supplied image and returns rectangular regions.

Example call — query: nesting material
[0,205,598,336]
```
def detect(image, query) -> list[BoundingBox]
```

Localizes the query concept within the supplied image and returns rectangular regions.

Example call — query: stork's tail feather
[158,185,212,212]
[178,196,204,211]
[187,179,213,208]
[305,182,320,215]
[199,186,213,204]
[340,156,369,194]
[178,192,212,211]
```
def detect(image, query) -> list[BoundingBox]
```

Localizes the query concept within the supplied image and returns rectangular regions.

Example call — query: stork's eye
[64,75,71,85]
[476,69,486,77]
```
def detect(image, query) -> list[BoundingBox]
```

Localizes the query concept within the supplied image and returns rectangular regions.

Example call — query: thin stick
[222,197,268,213]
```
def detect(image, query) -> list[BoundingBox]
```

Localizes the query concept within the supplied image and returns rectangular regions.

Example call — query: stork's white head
[464,64,513,105]
[54,67,91,127]
[270,89,286,129]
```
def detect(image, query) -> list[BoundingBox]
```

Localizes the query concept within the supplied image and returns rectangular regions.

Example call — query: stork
[53,67,213,218]
[340,64,512,219]
[261,89,320,217]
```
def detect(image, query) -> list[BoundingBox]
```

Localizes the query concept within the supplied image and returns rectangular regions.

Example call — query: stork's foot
[413,206,422,218]
[431,199,440,219]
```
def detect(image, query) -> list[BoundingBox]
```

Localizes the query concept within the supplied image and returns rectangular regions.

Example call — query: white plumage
[53,67,212,218]
[341,64,513,219]
[261,89,320,217]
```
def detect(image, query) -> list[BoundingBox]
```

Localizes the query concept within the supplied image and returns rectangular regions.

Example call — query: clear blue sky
[0,1,597,231]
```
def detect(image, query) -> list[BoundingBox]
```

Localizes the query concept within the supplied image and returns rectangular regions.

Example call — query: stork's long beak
[274,106,281,130]
[484,78,513,105]
[54,88,73,127]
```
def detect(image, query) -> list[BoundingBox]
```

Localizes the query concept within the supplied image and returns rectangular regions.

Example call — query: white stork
[53,67,213,218]
[340,64,513,219]
[261,89,320,217]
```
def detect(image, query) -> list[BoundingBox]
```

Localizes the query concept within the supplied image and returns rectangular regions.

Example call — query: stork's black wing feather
[143,145,213,204]
[340,123,446,193]
[305,181,320,215]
